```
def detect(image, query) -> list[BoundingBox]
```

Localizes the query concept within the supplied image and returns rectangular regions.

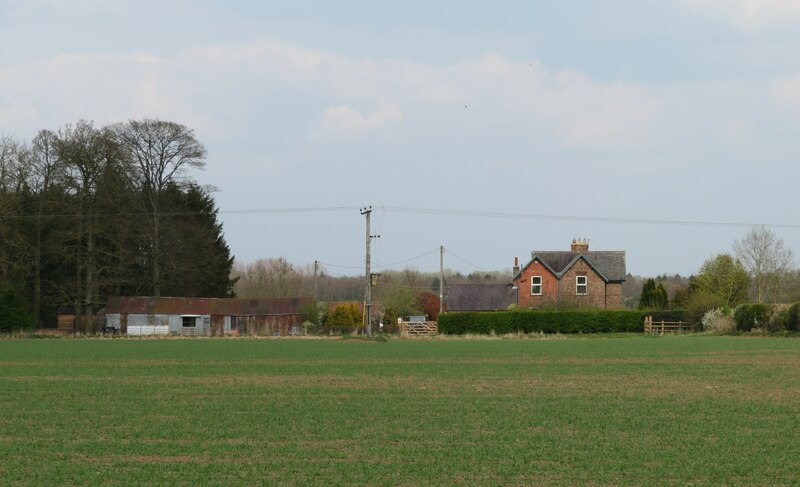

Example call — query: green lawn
[1,336,798,485]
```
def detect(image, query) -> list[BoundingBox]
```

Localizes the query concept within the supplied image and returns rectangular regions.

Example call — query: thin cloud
[320,103,403,138]
[0,0,122,18]
[0,38,670,151]
[680,0,800,28]
[772,75,800,115]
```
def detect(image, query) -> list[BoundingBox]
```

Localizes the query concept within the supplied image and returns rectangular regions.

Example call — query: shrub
[299,301,321,326]
[0,292,35,333]
[733,304,772,332]
[325,303,363,332]
[687,292,725,326]
[787,303,800,332]
[701,308,735,333]
[766,303,800,332]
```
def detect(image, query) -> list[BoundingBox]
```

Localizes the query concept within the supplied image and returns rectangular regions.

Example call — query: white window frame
[576,276,588,295]
[531,275,542,295]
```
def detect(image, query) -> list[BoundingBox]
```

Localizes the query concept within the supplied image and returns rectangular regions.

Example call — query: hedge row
[733,303,800,332]
[438,309,689,335]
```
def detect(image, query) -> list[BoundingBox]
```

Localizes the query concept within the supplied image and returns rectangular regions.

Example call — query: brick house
[512,239,626,309]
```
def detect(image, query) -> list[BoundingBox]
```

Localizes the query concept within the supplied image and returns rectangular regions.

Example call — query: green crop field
[1,336,798,485]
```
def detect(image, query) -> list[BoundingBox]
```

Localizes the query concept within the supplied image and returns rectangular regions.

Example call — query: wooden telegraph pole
[361,207,378,337]
[439,245,444,316]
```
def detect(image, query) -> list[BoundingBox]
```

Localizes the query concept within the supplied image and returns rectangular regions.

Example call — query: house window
[181,316,197,327]
[531,276,542,295]
[576,276,588,295]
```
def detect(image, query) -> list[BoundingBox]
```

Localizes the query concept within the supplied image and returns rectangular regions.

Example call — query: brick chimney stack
[571,238,589,253]
[513,256,520,275]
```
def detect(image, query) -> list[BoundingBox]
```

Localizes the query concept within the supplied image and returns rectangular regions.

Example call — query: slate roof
[446,283,516,312]
[513,251,626,283]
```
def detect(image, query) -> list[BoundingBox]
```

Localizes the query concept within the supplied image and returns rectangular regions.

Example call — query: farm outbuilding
[57,306,105,333]
[104,296,312,336]
[446,284,516,312]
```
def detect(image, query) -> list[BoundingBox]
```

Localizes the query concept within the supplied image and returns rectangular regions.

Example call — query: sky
[2,0,800,277]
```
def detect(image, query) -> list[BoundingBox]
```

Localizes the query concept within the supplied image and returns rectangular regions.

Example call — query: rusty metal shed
[105,296,312,336]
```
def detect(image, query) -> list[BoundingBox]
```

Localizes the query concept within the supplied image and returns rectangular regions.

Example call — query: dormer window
[531,276,542,295]
[576,276,588,295]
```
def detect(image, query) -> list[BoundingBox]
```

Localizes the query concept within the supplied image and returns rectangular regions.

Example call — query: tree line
[634,226,797,323]
[0,120,234,331]
[232,259,503,326]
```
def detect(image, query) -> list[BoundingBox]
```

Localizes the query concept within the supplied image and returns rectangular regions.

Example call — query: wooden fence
[399,321,438,336]
[644,316,693,334]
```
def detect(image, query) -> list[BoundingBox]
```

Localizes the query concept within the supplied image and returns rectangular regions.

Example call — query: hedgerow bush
[438,309,688,335]
[701,308,735,333]
[324,303,363,333]
[687,292,725,326]
[761,303,800,332]
[733,304,772,332]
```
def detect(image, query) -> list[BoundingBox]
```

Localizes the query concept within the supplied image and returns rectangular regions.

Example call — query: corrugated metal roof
[105,296,312,316]
[213,297,312,316]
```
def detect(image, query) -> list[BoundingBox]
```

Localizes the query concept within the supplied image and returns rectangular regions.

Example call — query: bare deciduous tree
[233,258,304,298]
[113,119,207,296]
[733,225,794,303]
[0,136,28,291]
[57,121,114,330]
[28,130,65,325]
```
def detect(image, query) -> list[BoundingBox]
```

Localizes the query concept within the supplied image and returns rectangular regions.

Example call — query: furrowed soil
[0,336,798,485]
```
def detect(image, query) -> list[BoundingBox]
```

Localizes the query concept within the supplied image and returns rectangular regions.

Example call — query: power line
[0,206,361,220]
[374,248,439,270]
[374,283,432,291]
[224,206,361,215]
[445,249,487,272]
[381,206,800,230]
[3,203,799,230]
[317,248,438,272]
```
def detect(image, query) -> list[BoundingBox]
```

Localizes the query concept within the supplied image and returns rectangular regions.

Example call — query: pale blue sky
[2,0,800,276]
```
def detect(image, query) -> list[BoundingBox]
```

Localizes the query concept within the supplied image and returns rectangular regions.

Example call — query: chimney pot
[571,239,589,253]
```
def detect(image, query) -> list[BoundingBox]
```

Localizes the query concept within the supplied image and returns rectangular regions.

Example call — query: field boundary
[644,316,693,334]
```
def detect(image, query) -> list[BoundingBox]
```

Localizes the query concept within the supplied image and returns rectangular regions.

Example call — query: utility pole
[439,245,444,316]
[360,207,379,337]
[313,260,320,326]
[313,260,319,302]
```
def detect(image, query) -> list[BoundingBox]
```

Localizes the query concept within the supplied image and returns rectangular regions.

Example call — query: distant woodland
[0,120,234,329]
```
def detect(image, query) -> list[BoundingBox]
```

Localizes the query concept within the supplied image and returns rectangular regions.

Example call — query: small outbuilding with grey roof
[446,283,516,312]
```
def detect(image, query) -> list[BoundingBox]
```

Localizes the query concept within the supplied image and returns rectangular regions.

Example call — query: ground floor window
[181,316,197,327]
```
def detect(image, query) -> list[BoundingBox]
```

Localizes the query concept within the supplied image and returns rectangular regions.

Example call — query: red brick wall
[605,283,623,309]
[516,260,558,309]
[557,258,608,308]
